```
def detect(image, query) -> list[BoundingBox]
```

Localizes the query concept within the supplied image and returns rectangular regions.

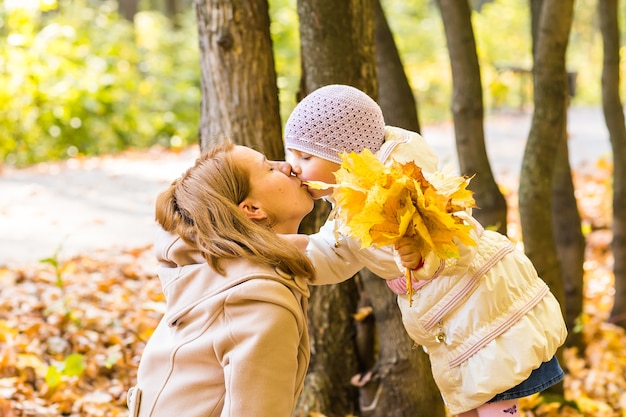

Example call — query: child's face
[288,149,340,199]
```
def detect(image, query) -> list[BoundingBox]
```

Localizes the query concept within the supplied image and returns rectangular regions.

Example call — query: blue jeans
[487,356,564,403]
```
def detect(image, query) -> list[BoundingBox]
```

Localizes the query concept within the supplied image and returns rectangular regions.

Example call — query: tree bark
[294,2,374,414]
[530,0,585,352]
[373,0,420,133]
[436,0,508,235]
[519,0,574,393]
[357,270,445,417]
[297,0,377,95]
[118,0,139,22]
[599,0,626,328]
[551,121,585,351]
[295,0,444,415]
[194,0,284,159]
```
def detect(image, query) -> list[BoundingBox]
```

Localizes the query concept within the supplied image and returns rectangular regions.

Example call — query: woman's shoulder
[224,260,308,300]
[223,277,307,329]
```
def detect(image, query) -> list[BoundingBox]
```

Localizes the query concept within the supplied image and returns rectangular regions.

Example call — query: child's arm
[284,219,405,285]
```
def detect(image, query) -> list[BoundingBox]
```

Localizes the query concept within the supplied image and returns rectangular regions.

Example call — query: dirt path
[0,107,612,267]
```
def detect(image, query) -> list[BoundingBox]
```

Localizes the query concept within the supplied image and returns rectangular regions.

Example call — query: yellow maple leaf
[303,180,336,190]
[332,149,477,261]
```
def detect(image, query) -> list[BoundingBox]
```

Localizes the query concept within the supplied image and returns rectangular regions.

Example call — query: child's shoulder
[377,126,439,171]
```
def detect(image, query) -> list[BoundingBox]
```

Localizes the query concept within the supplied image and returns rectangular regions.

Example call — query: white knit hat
[284,84,386,164]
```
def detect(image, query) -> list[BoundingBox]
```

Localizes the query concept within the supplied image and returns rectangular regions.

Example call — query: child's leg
[475,399,520,416]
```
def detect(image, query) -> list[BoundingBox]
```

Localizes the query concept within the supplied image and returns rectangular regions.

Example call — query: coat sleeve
[306,218,404,285]
[218,280,307,417]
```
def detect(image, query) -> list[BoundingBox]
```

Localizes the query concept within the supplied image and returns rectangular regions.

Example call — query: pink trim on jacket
[422,243,515,331]
[449,283,550,368]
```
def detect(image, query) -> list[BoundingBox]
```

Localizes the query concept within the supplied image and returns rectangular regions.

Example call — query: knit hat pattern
[284,85,386,164]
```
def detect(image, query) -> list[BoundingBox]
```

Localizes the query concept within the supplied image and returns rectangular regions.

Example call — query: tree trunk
[295,0,444,415]
[118,0,139,22]
[165,0,182,29]
[436,0,508,235]
[599,0,626,328]
[551,120,585,351]
[194,0,284,159]
[294,1,374,414]
[370,4,445,417]
[358,270,444,417]
[531,1,585,352]
[373,0,420,133]
[295,280,361,417]
[297,0,377,94]
[519,0,573,393]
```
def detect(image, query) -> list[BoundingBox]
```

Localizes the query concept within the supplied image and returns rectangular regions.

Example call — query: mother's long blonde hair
[155,141,315,280]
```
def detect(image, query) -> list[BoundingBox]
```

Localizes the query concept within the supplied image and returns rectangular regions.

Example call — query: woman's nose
[275,161,295,176]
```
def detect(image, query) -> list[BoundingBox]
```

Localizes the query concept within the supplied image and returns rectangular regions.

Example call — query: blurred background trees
[1,0,622,167]
[1,0,200,166]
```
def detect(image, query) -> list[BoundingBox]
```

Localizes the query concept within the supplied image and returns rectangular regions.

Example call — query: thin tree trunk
[533,0,584,352]
[165,0,182,29]
[599,0,626,328]
[373,0,420,133]
[194,0,284,159]
[436,0,508,235]
[118,0,139,22]
[295,0,444,415]
[294,1,374,414]
[519,0,574,394]
[551,118,585,351]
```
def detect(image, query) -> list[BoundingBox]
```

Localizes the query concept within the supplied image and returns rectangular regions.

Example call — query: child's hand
[394,237,423,270]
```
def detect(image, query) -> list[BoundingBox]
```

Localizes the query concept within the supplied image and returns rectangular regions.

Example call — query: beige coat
[127,228,310,417]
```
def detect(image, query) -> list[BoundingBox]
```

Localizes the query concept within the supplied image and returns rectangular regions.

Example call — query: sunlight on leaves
[332,149,476,259]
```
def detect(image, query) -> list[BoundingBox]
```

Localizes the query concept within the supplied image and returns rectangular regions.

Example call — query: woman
[127,140,315,417]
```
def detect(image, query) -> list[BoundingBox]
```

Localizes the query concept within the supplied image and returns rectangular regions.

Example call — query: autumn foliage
[331,149,476,259]
[0,247,163,416]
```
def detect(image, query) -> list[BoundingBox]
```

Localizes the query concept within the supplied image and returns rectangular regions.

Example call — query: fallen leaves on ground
[0,157,622,417]
[0,247,164,416]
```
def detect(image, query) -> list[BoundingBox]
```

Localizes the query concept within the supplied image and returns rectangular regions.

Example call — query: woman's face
[235,146,314,234]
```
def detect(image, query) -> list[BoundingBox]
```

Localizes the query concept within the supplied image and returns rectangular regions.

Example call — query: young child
[283,84,567,417]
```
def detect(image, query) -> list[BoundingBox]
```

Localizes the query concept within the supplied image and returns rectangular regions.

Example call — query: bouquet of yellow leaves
[307,149,477,302]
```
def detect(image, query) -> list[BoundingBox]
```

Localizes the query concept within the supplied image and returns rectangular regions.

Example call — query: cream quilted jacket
[307,126,567,414]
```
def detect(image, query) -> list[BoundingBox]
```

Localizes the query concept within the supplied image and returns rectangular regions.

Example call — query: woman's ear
[238,199,268,221]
